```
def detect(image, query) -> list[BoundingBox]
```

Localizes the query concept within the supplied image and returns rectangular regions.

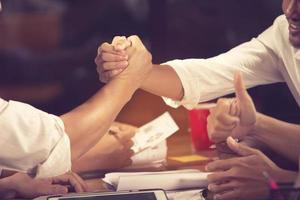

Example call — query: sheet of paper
[128,140,167,168]
[169,155,210,163]
[115,171,210,191]
[103,169,199,188]
[132,112,179,153]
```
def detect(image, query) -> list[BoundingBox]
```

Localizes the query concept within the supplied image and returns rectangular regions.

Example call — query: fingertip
[115,44,125,51]
[226,136,236,146]
[52,185,68,195]
[83,183,89,192]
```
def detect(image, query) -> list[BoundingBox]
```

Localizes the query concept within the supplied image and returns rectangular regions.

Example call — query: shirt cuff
[161,60,201,110]
[35,116,71,178]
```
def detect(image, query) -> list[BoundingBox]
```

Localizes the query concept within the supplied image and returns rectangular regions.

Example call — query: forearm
[141,64,184,101]
[60,78,137,160]
[253,113,300,163]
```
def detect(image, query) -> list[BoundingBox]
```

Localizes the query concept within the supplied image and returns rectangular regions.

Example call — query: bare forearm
[253,113,300,163]
[60,78,137,160]
[141,64,184,101]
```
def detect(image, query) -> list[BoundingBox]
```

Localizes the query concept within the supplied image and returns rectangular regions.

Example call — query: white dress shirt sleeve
[0,99,71,178]
[162,22,285,109]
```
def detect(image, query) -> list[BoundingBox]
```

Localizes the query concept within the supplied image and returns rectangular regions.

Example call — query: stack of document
[103,169,210,191]
[128,112,179,169]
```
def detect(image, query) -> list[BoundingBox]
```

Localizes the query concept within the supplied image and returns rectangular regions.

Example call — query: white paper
[117,172,209,191]
[103,169,199,188]
[127,140,168,169]
[103,169,210,192]
[132,112,179,153]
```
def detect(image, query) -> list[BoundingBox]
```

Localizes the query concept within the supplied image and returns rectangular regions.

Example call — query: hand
[207,72,257,143]
[95,36,131,83]
[72,122,136,172]
[5,172,88,199]
[95,35,153,86]
[206,137,295,200]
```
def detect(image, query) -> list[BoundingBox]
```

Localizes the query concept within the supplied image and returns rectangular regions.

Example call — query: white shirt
[163,15,300,109]
[0,98,71,178]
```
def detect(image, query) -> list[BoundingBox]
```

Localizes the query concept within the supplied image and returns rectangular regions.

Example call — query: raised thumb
[234,72,249,102]
[226,136,257,156]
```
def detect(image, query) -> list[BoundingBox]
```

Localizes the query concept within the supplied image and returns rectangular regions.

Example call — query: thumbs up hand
[207,72,257,143]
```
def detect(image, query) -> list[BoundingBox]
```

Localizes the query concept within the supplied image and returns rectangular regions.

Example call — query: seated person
[0,0,153,196]
[205,72,299,200]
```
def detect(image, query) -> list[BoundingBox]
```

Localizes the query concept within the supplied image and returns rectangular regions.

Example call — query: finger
[215,114,240,130]
[234,71,249,102]
[111,127,136,141]
[215,98,232,114]
[127,35,145,50]
[123,140,134,149]
[115,127,136,141]
[206,156,248,172]
[207,171,232,183]
[52,173,84,193]
[206,159,234,172]
[110,69,124,76]
[226,136,259,156]
[47,185,68,195]
[208,180,239,193]
[67,174,84,193]
[98,43,115,54]
[71,172,89,192]
[209,130,233,143]
[214,189,239,200]
[112,36,132,51]
[102,60,128,70]
[99,73,109,83]
[112,36,126,50]
[102,52,128,62]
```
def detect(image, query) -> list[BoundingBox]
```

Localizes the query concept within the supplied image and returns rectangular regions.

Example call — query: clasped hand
[95,36,153,87]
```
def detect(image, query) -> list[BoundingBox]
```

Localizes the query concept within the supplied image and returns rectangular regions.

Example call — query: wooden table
[83,132,216,192]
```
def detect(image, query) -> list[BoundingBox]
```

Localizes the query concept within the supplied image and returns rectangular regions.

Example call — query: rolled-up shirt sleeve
[162,30,284,109]
[0,99,71,178]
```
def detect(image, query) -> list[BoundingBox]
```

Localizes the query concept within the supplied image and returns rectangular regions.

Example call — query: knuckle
[216,113,225,121]
[228,168,238,177]
[102,62,110,69]
[100,42,108,49]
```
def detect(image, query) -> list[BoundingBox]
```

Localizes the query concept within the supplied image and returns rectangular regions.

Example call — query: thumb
[226,136,258,156]
[234,71,249,102]
[112,36,131,51]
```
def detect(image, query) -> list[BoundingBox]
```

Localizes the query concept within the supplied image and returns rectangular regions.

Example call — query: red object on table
[188,109,213,151]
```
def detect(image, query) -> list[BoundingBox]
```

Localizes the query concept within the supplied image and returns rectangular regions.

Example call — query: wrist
[141,64,155,89]
[108,77,138,102]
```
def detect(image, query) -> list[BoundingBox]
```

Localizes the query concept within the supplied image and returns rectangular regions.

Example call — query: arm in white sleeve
[0,99,71,178]
[161,25,284,109]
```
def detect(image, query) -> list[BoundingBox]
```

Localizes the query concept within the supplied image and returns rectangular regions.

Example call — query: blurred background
[0,0,298,133]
